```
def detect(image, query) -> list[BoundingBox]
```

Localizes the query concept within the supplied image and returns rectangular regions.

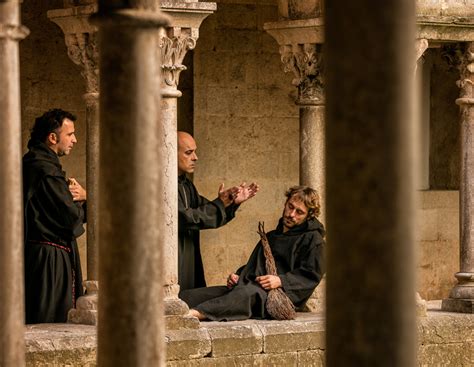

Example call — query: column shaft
[299,105,325,219]
[161,95,180,300]
[85,92,99,280]
[442,42,474,313]
[325,0,416,366]
[95,6,167,366]
[0,2,27,366]
[460,106,474,275]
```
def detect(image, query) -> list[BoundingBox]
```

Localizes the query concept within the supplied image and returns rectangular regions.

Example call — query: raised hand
[217,183,240,207]
[234,182,259,205]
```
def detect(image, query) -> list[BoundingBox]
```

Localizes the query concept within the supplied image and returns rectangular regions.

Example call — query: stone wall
[17,0,464,299]
[416,191,459,300]
[25,308,474,366]
[20,0,88,276]
[193,0,300,286]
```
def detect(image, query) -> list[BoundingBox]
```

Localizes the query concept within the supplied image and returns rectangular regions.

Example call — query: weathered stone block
[418,342,472,367]
[416,208,439,241]
[166,329,212,361]
[259,320,325,353]
[419,191,458,210]
[166,315,201,330]
[417,240,458,300]
[418,313,474,344]
[25,324,97,366]
[207,324,263,357]
[298,349,325,366]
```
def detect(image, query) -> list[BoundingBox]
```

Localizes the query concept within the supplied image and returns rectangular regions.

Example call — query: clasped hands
[226,273,281,291]
[68,178,87,202]
[218,182,259,207]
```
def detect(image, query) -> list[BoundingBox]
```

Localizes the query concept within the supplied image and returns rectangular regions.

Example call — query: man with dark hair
[177,131,259,291]
[23,108,87,323]
[180,186,325,321]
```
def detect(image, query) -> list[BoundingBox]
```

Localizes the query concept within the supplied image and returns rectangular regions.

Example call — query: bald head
[178,131,198,175]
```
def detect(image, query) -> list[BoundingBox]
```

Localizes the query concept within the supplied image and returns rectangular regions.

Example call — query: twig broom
[257,222,296,320]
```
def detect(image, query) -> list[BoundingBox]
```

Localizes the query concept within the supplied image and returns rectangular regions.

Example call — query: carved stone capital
[280,43,324,105]
[159,28,197,89]
[65,32,99,94]
[48,5,99,94]
[456,42,474,105]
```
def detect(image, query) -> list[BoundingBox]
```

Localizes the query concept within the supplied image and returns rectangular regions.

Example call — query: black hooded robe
[179,218,325,321]
[178,175,239,291]
[23,141,86,323]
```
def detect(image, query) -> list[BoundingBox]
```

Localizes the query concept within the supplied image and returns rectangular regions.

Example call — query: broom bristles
[258,221,296,320]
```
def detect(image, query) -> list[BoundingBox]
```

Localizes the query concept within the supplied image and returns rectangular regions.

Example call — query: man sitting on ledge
[179,186,325,321]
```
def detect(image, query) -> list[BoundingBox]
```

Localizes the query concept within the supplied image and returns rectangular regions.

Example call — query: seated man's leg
[194,282,267,321]
[179,285,229,309]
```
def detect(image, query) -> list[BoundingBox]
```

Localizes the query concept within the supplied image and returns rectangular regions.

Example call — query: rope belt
[27,240,71,253]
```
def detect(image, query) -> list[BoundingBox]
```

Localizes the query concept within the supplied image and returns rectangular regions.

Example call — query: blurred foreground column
[325,1,417,366]
[0,1,28,366]
[91,1,168,366]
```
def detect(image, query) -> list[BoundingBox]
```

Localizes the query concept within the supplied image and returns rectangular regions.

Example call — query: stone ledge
[25,308,474,366]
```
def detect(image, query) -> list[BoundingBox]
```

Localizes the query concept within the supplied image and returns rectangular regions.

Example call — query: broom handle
[258,222,277,276]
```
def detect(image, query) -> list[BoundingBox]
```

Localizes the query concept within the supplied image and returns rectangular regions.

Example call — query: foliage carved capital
[159,32,197,88]
[280,43,324,105]
[456,42,474,105]
[65,32,99,94]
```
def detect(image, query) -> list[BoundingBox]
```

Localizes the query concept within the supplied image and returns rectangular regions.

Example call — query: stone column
[91,1,168,365]
[47,6,100,324]
[442,42,474,313]
[159,26,197,326]
[265,3,325,219]
[325,0,416,366]
[159,1,215,328]
[280,43,325,216]
[0,1,28,366]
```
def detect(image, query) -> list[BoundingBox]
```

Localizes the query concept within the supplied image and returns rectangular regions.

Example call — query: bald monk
[177,131,259,292]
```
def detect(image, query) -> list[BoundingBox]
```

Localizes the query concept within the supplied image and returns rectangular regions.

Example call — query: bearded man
[180,186,325,321]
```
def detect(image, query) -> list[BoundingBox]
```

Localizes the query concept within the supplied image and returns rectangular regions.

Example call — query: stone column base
[68,280,98,325]
[165,297,199,330]
[441,298,474,313]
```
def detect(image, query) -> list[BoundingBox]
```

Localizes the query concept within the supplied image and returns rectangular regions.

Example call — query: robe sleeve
[278,234,325,306]
[33,175,85,241]
[178,193,229,230]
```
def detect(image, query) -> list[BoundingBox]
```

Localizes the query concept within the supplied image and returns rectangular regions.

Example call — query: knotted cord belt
[27,239,77,307]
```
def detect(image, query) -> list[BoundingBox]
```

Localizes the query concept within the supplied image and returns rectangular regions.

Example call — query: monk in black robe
[23,109,87,323]
[180,186,325,321]
[177,131,259,291]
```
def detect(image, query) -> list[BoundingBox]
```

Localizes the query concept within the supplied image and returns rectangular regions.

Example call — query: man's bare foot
[189,309,207,320]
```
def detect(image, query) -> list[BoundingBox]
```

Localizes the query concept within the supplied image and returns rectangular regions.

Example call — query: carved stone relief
[65,32,99,93]
[456,42,474,102]
[159,30,196,88]
[280,43,324,105]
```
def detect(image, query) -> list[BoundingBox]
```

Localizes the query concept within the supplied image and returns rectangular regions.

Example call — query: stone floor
[25,301,474,366]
